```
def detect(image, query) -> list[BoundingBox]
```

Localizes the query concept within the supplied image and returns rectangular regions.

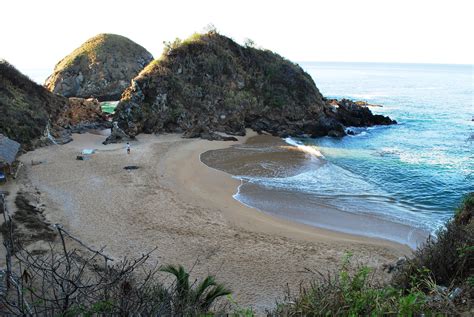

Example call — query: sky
[1,0,473,82]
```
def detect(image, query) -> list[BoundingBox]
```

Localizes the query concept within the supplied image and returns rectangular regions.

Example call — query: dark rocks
[45,34,153,101]
[114,31,333,140]
[1,61,117,149]
[103,122,134,145]
[200,132,238,141]
[0,192,56,253]
[382,256,407,274]
[55,97,111,134]
[114,32,395,141]
[327,98,396,127]
[346,129,356,136]
[0,60,69,149]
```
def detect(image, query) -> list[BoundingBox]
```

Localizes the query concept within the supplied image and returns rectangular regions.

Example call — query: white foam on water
[234,140,444,235]
[283,137,324,159]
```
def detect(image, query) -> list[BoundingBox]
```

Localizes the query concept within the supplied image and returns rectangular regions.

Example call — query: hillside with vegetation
[45,33,153,101]
[0,61,108,149]
[0,60,67,148]
[114,30,394,140]
[273,193,473,315]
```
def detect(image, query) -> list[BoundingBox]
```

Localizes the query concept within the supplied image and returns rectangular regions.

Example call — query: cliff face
[114,32,349,140]
[0,60,67,148]
[45,34,153,101]
[0,61,109,149]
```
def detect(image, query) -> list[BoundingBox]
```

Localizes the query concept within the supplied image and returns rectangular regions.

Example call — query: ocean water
[25,63,473,247]
[235,62,473,247]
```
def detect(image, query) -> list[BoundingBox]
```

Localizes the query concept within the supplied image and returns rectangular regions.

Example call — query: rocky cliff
[0,60,67,148]
[0,60,108,149]
[45,34,153,101]
[114,32,346,140]
[113,32,394,140]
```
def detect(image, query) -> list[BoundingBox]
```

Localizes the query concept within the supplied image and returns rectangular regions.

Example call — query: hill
[113,31,394,140]
[0,60,67,148]
[1,60,108,149]
[45,33,153,101]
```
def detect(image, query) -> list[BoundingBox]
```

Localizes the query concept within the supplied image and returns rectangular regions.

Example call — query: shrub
[271,254,431,316]
[394,193,473,293]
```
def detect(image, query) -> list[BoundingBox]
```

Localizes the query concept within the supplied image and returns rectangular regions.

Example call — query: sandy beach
[4,131,411,312]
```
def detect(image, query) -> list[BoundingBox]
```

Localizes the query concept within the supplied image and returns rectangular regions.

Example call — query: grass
[54,33,150,71]
[56,34,125,69]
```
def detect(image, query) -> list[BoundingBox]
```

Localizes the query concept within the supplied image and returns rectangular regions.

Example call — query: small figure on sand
[126,142,131,154]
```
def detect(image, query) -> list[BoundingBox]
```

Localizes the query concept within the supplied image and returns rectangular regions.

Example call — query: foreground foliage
[272,193,473,316]
[0,194,230,316]
[272,255,430,316]
[1,192,472,315]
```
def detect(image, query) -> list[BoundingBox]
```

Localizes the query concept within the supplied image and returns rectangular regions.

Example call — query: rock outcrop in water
[0,60,109,148]
[45,34,153,101]
[113,31,395,141]
[327,99,396,127]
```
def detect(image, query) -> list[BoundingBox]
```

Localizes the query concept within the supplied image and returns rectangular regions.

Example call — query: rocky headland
[112,31,395,142]
[45,33,153,101]
[0,60,109,149]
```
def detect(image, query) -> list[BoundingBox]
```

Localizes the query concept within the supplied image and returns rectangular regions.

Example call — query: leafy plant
[160,264,231,314]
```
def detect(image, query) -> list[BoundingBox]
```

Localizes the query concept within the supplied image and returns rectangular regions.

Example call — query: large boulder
[114,31,394,140]
[45,34,153,101]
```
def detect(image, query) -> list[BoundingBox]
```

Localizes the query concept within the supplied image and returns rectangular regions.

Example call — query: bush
[394,193,473,294]
[271,254,430,316]
[273,193,474,315]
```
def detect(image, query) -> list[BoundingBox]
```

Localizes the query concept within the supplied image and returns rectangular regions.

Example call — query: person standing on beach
[126,142,131,154]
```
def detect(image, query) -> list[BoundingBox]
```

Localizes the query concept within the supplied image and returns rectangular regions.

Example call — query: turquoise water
[234,62,473,245]
[290,62,473,232]
[25,64,473,244]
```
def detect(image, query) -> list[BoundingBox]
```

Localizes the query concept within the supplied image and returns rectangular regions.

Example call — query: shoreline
[173,130,411,251]
[7,131,410,311]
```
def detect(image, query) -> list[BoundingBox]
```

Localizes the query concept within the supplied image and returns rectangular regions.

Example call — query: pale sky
[1,0,473,81]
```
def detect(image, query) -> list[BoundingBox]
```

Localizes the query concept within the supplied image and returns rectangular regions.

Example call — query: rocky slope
[0,60,108,149]
[113,31,394,141]
[1,60,67,148]
[45,33,153,101]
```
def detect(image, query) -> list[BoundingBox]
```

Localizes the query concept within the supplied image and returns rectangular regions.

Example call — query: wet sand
[7,131,411,312]
[201,135,429,248]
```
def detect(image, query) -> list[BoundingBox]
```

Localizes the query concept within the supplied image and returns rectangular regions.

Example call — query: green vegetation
[0,60,67,148]
[46,33,153,101]
[55,34,140,70]
[393,192,473,292]
[272,193,473,316]
[160,264,231,314]
[117,30,327,137]
[272,255,428,316]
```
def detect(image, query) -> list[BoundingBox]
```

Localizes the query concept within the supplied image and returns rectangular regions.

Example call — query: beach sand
[6,131,411,312]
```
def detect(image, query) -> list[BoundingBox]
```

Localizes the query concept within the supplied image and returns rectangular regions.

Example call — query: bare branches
[0,192,230,316]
